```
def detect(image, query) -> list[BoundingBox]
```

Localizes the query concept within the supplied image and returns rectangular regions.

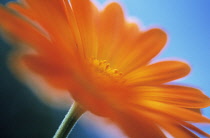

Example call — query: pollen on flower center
[89,58,123,79]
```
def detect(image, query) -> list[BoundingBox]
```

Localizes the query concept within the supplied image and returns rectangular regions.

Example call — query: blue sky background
[0,0,209,137]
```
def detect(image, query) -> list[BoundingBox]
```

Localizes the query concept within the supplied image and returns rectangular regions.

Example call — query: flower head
[0,0,210,137]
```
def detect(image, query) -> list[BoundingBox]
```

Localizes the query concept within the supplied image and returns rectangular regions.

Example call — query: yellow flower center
[90,58,123,79]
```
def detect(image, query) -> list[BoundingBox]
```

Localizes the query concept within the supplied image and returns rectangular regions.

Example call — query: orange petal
[161,118,210,138]
[118,28,167,73]
[7,2,38,21]
[153,117,199,138]
[110,22,140,69]
[181,121,210,137]
[21,55,71,89]
[110,111,167,138]
[0,6,54,56]
[134,100,210,123]
[134,85,210,108]
[125,61,191,85]
[130,106,209,138]
[187,108,202,114]
[97,2,125,61]
[13,0,76,54]
[160,123,199,138]
[70,0,99,58]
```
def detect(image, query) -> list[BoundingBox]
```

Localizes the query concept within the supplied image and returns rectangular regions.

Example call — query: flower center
[90,58,123,79]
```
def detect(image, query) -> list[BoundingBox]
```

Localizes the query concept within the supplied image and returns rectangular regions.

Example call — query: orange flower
[0,0,209,137]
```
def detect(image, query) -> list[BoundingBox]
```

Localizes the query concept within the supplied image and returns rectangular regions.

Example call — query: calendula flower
[0,0,209,138]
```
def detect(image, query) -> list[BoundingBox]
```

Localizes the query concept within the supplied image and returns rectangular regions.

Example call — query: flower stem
[53,102,85,138]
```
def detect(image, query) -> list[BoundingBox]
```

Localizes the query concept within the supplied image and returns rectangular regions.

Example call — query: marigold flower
[0,0,209,137]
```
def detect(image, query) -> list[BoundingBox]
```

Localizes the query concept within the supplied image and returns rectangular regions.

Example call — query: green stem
[53,102,85,138]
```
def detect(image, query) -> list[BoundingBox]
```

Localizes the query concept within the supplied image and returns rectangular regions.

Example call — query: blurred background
[0,0,209,137]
